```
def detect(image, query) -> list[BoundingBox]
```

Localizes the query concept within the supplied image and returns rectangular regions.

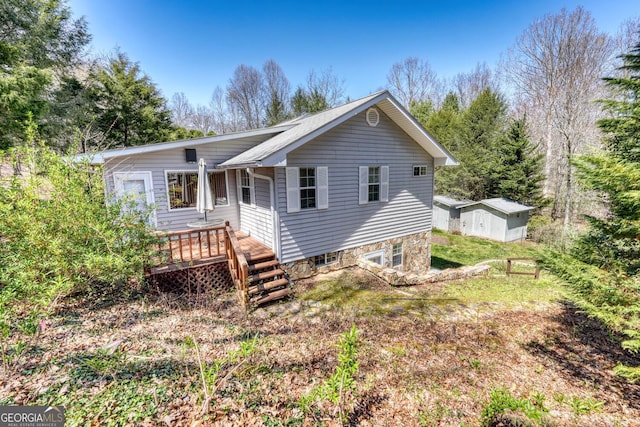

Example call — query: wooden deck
[148,224,290,308]
[153,226,274,267]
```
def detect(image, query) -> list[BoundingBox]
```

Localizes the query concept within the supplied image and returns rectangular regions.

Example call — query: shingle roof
[459,198,535,215]
[218,90,457,168]
[433,195,471,208]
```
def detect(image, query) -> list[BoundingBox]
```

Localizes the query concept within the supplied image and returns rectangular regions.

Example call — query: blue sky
[69,0,638,107]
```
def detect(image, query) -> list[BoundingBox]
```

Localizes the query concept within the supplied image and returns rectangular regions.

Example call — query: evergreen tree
[0,0,90,150]
[88,51,174,147]
[434,89,507,200]
[490,118,546,208]
[543,40,640,382]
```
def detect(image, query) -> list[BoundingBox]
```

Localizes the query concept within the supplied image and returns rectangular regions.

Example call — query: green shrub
[480,388,549,426]
[0,141,158,324]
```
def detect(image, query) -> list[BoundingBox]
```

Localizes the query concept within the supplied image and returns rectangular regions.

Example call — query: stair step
[248,278,289,296]
[245,253,275,263]
[254,288,291,305]
[250,268,284,282]
[249,259,280,272]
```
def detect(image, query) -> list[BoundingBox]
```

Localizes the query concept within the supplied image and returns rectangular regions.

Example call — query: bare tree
[386,57,439,109]
[226,64,265,130]
[306,67,345,108]
[190,104,215,135]
[453,63,499,109]
[263,59,291,126]
[505,7,613,225]
[169,92,194,128]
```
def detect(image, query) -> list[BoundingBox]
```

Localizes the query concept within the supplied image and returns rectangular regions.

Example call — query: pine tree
[543,40,640,382]
[490,118,546,208]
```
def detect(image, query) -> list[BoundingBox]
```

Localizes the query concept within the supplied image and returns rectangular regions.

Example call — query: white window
[359,166,389,204]
[392,243,403,267]
[166,170,228,210]
[314,251,339,267]
[364,250,385,266]
[413,165,428,176]
[236,169,255,206]
[286,167,328,213]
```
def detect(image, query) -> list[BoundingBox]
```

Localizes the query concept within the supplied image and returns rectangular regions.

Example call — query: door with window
[113,171,157,227]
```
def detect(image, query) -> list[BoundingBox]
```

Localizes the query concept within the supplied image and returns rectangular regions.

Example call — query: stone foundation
[282,231,432,280]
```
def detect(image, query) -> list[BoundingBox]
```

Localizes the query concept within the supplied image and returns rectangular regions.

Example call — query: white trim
[317,166,329,210]
[392,242,403,267]
[78,124,295,164]
[364,249,385,266]
[286,167,300,213]
[413,165,428,176]
[237,169,255,206]
[366,107,380,126]
[359,166,369,205]
[113,171,157,228]
[164,169,230,211]
[380,165,389,202]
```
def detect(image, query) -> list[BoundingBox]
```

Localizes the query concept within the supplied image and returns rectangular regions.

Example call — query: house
[84,91,457,283]
[432,195,470,232]
[459,198,535,242]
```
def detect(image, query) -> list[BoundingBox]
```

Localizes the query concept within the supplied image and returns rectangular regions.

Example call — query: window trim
[165,169,229,211]
[359,165,389,204]
[363,249,385,266]
[299,167,317,210]
[413,165,428,176]
[286,166,328,213]
[392,243,403,267]
[237,169,255,206]
[314,251,339,267]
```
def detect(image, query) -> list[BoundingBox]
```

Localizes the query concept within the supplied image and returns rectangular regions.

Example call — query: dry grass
[1,269,639,426]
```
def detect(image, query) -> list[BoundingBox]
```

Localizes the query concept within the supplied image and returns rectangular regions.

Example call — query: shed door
[472,209,490,239]
[113,171,157,227]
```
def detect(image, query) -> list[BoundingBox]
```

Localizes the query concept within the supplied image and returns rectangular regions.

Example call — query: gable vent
[366,108,379,127]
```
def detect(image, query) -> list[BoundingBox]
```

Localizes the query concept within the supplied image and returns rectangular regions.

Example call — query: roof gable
[218,90,457,168]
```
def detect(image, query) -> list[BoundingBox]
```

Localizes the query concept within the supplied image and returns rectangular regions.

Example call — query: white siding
[461,206,529,242]
[239,169,274,248]
[275,109,434,263]
[103,135,267,231]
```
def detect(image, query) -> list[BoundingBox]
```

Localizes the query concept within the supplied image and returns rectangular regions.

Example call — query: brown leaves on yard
[1,270,640,426]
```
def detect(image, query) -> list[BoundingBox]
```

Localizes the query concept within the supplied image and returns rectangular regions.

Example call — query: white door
[113,171,157,227]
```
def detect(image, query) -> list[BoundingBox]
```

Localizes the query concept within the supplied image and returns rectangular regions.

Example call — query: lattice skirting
[147,261,233,304]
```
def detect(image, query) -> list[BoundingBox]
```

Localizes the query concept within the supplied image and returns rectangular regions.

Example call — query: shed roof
[217,90,457,168]
[459,198,535,215]
[433,195,472,208]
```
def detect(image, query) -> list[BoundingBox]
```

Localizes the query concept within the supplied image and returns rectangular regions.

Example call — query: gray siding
[461,206,529,242]
[238,168,274,249]
[275,109,434,262]
[103,136,267,231]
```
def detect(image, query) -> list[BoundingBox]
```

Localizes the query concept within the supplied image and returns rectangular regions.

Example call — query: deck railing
[151,222,250,308]
[223,221,249,308]
[155,225,225,265]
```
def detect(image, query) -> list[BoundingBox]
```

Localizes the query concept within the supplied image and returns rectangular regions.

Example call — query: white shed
[433,195,470,232]
[459,198,535,242]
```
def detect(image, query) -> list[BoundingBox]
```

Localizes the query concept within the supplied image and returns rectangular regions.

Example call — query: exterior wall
[432,203,450,231]
[282,230,431,280]
[461,206,529,242]
[238,168,275,249]
[461,206,506,240]
[505,211,529,242]
[433,203,462,232]
[275,108,435,264]
[102,136,267,231]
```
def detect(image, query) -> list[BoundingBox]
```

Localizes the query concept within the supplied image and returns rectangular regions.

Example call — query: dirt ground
[2,270,640,426]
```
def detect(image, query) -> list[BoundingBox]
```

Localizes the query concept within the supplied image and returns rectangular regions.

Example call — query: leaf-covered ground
[1,268,639,426]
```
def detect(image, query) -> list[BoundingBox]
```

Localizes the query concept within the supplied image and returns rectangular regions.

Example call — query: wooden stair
[246,253,291,306]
